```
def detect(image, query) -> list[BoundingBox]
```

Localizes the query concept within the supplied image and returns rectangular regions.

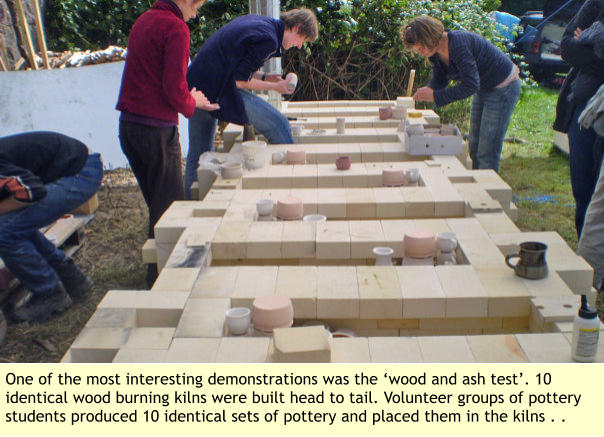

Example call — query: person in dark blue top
[184,8,319,199]
[402,15,521,171]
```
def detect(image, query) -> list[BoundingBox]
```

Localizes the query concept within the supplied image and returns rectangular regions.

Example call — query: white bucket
[242,141,267,169]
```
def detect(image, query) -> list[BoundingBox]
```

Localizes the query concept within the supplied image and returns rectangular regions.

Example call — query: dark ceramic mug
[505,241,548,280]
[335,156,351,170]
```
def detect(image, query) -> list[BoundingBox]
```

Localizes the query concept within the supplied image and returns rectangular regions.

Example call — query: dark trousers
[568,105,604,238]
[119,121,184,286]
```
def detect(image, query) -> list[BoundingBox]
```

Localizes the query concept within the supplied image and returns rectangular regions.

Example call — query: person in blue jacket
[401,15,521,172]
[184,8,319,199]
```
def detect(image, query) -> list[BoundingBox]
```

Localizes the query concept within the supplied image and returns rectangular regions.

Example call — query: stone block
[317,266,360,319]
[246,222,284,259]
[417,336,476,362]
[368,337,423,363]
[112,349,167,363]
[272,326,331,362]
[515,333,573,363]
[329,337,371,363]
[435,265,488,318]
[346,188,376,218]
[231,266,278,308]
[175,298,230,338]
[357,266,402,319]
[316,221,350,259]
[70,327,131,363]
[281,221,316,259]
[191,266,239,298]
[466,334,528,362]
[349,220,386,258]
[275,266,317,318]
[122,328,175,350]
[151,268,200,292]
[212,221,252,260]
[216,337,270,363]
[397,266,446,318]
[164,338,221,362]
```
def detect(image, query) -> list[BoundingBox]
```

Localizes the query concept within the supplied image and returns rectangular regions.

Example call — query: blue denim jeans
[468,79,521,171]
[184,89,294,199]
[0,154,103,295]
[568,104,604,238]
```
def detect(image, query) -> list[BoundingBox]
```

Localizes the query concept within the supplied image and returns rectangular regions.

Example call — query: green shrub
[46,0,524,124]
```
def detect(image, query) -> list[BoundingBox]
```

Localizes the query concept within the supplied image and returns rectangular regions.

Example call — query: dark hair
[401,15,444,50]
[280,8,319,42]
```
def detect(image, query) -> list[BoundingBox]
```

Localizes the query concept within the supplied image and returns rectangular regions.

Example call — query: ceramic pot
[276,197,303,220]
[382,168,405,187]
[335,156,351,170]
[303,214,327,223]
[286,149,306,165]
[336,117,346,134]
[256,198,274,216]
[286,72,298,91]
[373,247,394,266]
[405,168,420,185]
[403,230,436,258]
[272,151,286,165]
[392,106,407,120]
[225,307,251,335]
[220,162,243,179]
[436,232,457,252]
[242,141,267,169]
[379,107,392,120]
[505,241,548,279]
[252,295,294,332]
[406,124,424,136]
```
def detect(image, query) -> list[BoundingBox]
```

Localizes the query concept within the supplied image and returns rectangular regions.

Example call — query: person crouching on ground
[184,8,319,199]
[0,131,102,322]
[116,0,218,286]
[402,15,521,171]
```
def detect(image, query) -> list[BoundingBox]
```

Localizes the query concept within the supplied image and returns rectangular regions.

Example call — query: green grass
[499,86,577,249]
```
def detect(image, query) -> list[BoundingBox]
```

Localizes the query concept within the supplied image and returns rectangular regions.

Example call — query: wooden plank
[13,0,38,70]
[32,0,50,69]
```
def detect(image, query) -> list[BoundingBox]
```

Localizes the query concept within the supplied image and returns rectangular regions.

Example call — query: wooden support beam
[407,69,415,97]
[32,0,50,69]
[13,0,38,70]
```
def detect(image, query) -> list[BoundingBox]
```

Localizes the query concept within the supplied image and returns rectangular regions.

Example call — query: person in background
[402,15,521,172]
[553,0,604,238]
[184,8,319,199]
[0,132,102,322]
[116,0,218,286]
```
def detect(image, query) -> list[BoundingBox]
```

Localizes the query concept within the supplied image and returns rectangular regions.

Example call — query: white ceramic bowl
[256,198,274,216]
[272,151,286,164]
[220,162,243,179]
[436,232,457,252]
[225,307,251,335]
[303,214,327,223]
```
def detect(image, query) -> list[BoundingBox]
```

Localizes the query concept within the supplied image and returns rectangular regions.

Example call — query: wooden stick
[0,38,8,71]
[14,57,25,70]
[13,0,38,70]
[32,0,50,69]
[407,69,415,97]
[0,55,7,72]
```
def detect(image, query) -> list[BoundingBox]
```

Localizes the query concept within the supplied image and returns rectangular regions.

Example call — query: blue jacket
[187,15,285,125]
[428,30,513,107]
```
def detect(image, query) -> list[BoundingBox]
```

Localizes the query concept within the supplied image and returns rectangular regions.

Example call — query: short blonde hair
[401,15,444,50]
[280,8,319,42]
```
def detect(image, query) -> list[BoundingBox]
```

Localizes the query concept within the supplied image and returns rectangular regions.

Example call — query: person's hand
[273,79,294,95]
[413,86,434,102]
[573,27,583,39]
[191,87,220,111]
[264,73,283,83]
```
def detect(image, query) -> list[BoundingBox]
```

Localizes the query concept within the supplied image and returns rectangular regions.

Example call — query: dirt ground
[0,169,149,363]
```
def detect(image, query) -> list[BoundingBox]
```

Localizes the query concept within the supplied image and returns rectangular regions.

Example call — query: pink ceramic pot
[286,149,306,165]
[276,196,303,220]
[403,230,436,258]
[382,168,405,186]
[252,295,294,332]
[379,107,392,120]
[335,156,351,170]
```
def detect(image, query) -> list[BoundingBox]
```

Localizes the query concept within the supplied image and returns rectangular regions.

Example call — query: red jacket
[116,1,196,123]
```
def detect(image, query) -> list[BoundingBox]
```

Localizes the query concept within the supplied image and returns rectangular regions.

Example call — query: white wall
[0,61,189,169]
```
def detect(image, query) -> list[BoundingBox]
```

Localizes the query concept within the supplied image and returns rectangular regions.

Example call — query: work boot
[54,258,94,300]
[11,282,72,323]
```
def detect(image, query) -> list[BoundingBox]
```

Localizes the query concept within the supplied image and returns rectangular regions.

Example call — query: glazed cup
[379,107,392,120]
[505,241,548,279]
[225,307,251,335]
[335,156,351,170]
[256,198,274,216]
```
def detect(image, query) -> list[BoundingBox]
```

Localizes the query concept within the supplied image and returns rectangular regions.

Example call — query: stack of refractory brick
[63,97,603,364]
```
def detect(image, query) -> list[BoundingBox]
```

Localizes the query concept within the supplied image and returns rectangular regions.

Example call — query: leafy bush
[46,0,524,123]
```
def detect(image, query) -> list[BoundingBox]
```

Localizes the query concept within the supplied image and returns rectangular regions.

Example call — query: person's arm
[561,0,600,68]
[236,77,293,94]
[432,43,480,107]
[0,160,46,215]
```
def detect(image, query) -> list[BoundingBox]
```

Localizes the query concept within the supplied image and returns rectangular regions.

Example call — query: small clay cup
[276,197,303,220]
[272,151,286,165]
[220,162,243,179]
[256,198,274,216]
[382,168,405,187]
[225,307,251,335]
[286,149,306,165]
[379,107,393,120]
[403,230,436,258]
[336,156,351,170]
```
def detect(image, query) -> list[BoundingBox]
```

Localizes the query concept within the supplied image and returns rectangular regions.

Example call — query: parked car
[513,0,585,81]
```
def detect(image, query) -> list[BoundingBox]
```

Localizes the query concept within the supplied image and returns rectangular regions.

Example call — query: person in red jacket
[116,0,218,286]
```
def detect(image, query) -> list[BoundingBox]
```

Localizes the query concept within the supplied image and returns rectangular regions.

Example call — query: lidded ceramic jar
[403,230,436,258]
[276,196,303,220]
[252,295,294,332]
